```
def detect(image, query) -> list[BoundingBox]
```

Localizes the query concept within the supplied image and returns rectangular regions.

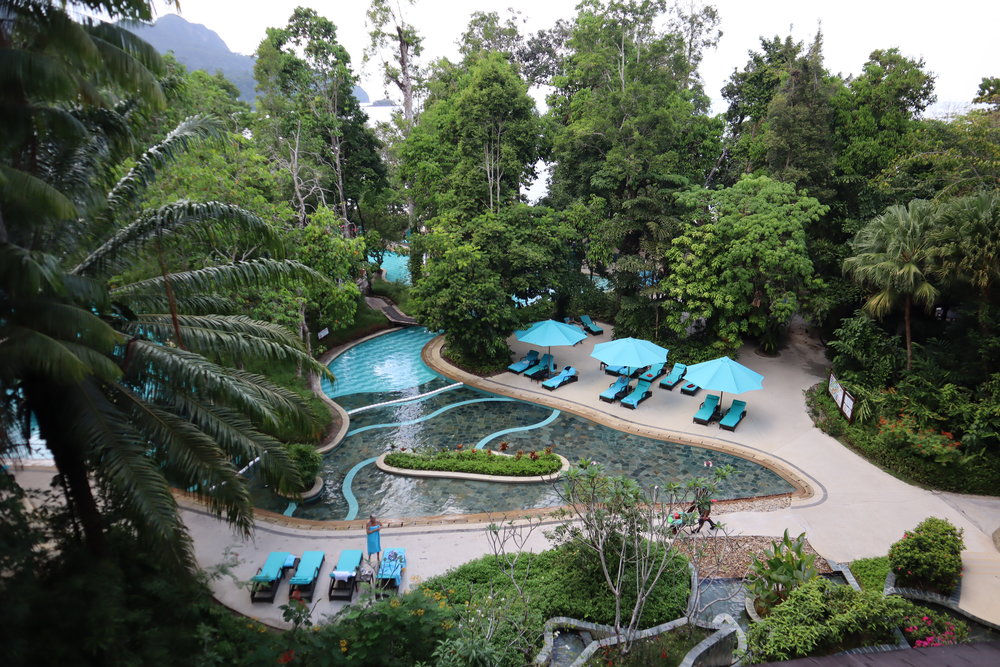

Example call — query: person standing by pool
[366,514,382,563]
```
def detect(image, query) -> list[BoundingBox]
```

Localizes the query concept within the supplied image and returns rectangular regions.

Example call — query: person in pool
[366,514,382,563]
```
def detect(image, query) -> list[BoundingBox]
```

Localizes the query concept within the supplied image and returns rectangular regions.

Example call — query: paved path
[363,295,416,325]
[13,319,1000,629]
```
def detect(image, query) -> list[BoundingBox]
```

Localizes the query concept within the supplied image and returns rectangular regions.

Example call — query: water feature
[252,328,796,521]
[380,251,411,285]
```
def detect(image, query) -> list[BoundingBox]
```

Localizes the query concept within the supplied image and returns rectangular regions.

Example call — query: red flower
[278,649,295,664]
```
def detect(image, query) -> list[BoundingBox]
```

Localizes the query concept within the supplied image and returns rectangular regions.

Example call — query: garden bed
[381,447,566,478]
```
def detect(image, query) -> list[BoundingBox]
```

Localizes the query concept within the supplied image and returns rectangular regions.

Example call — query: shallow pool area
[253,328,795,521]
[380,251,411,285]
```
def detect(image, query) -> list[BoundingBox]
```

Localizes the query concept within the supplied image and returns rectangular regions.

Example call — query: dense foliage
[384,447,562,476]
[849,556,891,592]
[745,530,818,614]
[888,517,965,594]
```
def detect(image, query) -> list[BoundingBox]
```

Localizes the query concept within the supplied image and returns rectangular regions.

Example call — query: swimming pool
[252,328,795,520]
[380,251,411,285]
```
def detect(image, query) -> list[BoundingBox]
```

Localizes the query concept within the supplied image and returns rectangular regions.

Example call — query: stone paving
[12,319,1000,629]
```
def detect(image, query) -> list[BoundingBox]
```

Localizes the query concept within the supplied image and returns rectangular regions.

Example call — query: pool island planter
[274,476,325,503]
[375,452,571,483]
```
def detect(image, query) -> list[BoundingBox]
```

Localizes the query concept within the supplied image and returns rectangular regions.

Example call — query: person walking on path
[366,514,382,564]
[687,492,717,533]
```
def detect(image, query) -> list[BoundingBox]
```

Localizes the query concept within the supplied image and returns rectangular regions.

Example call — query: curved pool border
[241,327,812,530]
[421,336,817,502]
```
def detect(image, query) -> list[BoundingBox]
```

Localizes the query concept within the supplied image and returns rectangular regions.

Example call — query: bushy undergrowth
[743,578,913,663]
[422,544,690,666]
[805,385,1000,495]
[888,517,965,594]
[384,447,562,476]
[850,556,890,592]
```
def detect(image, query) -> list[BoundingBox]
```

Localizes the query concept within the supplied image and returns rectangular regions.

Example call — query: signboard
[827,372,855,423]
[318,327,330,340]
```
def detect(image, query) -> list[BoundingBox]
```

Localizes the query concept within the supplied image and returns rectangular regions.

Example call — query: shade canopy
[515,319,587,349]
[590,337,669,368]
[682,356,764,395]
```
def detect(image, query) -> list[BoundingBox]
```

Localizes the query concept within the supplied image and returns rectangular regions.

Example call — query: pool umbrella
[681,356,764,404]
[590,337,669,375]
[515,319,587,355]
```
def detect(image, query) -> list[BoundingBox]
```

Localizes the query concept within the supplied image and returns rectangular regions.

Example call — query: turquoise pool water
[251,328,795,521]
[380,251,411,285]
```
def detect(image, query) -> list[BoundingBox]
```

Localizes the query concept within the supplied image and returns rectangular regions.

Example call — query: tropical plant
[843,199,943,370]
[745,530,818,614]
[283,444,324,491]
[888,517,965,593]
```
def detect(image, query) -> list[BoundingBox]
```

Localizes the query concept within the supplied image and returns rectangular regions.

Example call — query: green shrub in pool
[283,443,323,491]
[888,516,965,594]
[384,447,562,477]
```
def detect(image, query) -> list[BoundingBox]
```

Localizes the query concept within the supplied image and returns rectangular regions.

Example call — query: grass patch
[850,556,890,592]
[371,278,412,313]
[384,448,562,476]
[441,345,510,376]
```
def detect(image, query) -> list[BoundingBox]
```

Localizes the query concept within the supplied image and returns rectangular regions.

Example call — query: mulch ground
[674,534,832,579]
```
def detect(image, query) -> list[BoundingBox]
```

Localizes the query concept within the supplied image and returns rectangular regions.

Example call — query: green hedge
[805,386,1000,496]
[384,448,562,476]
[422,544,690,667]
[888,517,965,594]
[849,556,890,592]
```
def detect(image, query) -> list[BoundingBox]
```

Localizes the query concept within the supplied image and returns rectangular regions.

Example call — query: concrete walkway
[13,319,1000,628]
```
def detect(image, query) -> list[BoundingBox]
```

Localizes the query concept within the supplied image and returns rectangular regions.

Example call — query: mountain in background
[122,14,368,104]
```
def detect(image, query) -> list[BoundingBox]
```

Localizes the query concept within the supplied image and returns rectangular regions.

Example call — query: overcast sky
[151,0,996,116]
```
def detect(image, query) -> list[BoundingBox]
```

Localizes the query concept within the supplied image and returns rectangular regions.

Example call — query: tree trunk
[904,293,913,371]
[26,379,106,556]
[157,240,184,349]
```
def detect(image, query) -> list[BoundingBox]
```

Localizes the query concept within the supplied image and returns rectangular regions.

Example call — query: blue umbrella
[515,319,587,354]
[590,337,669,374]
[681,356,764,403]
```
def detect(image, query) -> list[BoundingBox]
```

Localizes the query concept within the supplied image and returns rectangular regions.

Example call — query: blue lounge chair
[621,379,653,409]
[524,354,555,380]
[288,550,325,601]
[719,400,748,431]
[328,549,364,601]
[377,548,407,592]
[693,394,722,425]
[250,551,291,602]
[680,380,700,396]
[580,315,604,336]
[605,365,648,378]
[599,376,631,403]
[508,350,539,374]
[659,363,687,390]
[542,366,578,391]
[639,362,667,382]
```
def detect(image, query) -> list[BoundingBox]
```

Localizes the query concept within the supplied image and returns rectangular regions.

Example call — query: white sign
[828,374,844,406]
[827,372,856,423]
[318,328,330,340]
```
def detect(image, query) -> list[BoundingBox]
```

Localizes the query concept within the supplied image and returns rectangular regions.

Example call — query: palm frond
[0,243,66,295]
[74,203,280,276]
[0,327,95,389]
[106,115,226,215]
[86,24,164,107]
[112,293,240,316]
[110,258,326,300]
[0,165,78,221]
[0,47,78,102]
[8,296,121,353]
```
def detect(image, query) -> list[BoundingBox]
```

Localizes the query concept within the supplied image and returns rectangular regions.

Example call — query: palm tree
[936,191,1000,331]
[4,119,335,562]
[843,199,942,370]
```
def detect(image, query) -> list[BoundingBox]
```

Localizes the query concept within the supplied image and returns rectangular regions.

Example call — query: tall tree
[365,0,424,126]
[844,200,942,370]
[255,7,386,229]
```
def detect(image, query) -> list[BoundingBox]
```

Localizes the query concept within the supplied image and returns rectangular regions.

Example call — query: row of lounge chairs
[693,396,748,431]
[249,547,407,604]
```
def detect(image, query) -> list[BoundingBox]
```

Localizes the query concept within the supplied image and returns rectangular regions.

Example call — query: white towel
[332,570,354,582]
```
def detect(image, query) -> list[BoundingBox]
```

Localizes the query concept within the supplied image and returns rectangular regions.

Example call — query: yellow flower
[411,608,425,616]
[390,598,401,608]
[340,639,348,654]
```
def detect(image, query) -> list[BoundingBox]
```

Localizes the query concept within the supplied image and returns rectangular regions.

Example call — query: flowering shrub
[878,413,963,465]
[888,517,965,593]
[901,608,968,647]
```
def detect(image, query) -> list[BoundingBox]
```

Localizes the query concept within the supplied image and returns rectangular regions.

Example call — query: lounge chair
[599,376,631,403]
[376,548,406,593]
[719,400,748,431]
[542,366,578,391]
[250,551,291,603]
[523,353,555,380]
[680,380,700,396]
[693,394,722,425]
[507,350,539,374]
[328,549,364,601]
[639,362,667,382]
[620,379,653,409]
[605,365,648,378]
[580,315,604,336]
[659,363,687,390]
[288,550,325,602]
